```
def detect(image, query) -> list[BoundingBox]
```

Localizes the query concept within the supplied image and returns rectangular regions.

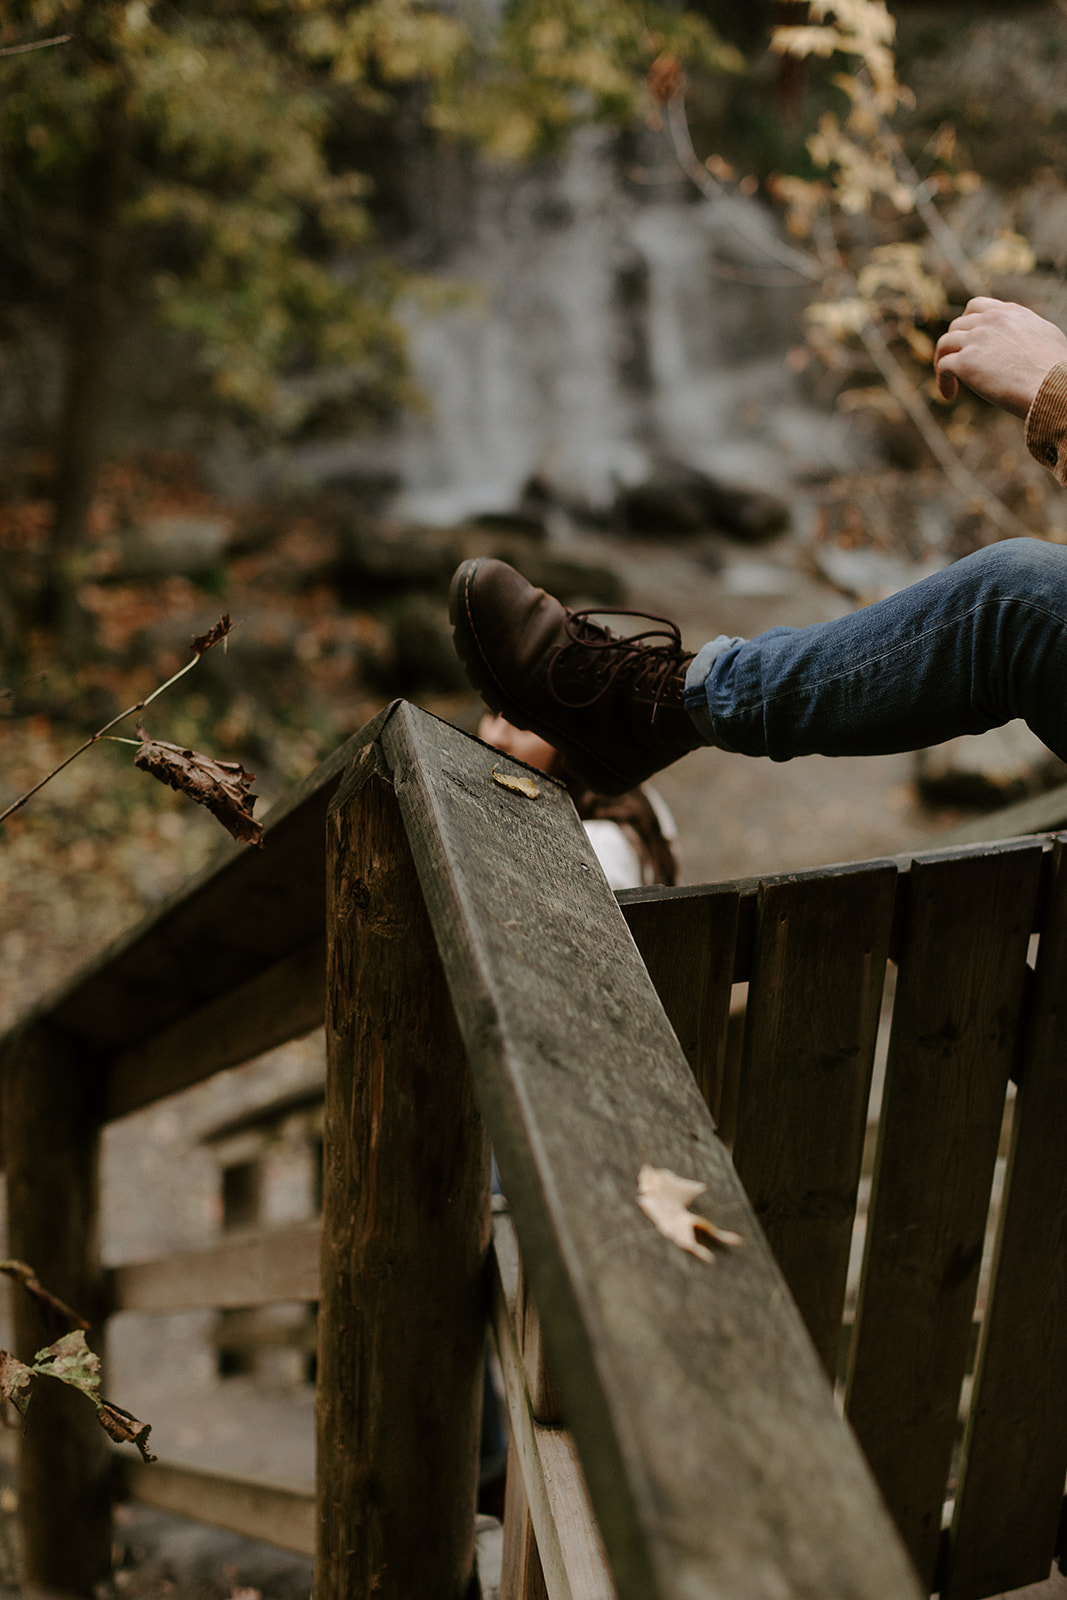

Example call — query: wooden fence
[2,699,1066,1600]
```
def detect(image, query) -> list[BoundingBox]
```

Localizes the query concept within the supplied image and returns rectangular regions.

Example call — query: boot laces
[546,609,693,717]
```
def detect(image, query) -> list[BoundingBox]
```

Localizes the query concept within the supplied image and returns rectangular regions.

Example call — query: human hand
[934,297,1067,416]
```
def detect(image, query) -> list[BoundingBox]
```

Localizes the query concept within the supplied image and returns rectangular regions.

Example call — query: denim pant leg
[684,538,1067,763]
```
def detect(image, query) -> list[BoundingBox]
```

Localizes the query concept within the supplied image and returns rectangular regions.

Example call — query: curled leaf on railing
[491,765,540,799]
[637,1164,744,1264]
[133,730,263,847]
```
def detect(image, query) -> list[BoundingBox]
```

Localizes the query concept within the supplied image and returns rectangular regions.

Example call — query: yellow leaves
[806,297,870,339]
[636,1164,744,1265]
[768,174,827,239]
[977,231,1036,279]
[804,245,945,363]
[808,112,913,215]
[857,243,947,322]
[772,25,844,63]
[773,0,900,115]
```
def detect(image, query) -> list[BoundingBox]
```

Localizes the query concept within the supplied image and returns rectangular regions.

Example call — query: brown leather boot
[449,557,706,795]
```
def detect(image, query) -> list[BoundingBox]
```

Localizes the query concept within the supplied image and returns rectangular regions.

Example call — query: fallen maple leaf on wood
[134,732,263,846]
[637,1163,744,1264]
[491,765,540,798]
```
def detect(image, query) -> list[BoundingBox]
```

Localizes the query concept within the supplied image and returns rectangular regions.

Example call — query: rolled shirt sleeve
[1026,360,1067,485]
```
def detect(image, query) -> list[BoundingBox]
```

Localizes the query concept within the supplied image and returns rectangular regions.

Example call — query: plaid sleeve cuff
[1026,360,1067,485]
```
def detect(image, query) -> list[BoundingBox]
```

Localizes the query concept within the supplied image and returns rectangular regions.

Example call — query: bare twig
[0,615,233,829]
[0,34,73,58]
[0,1261,89,1332]
[665,90,823,284]
[868,87,988,300]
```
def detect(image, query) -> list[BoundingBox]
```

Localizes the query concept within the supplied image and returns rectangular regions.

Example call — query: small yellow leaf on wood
[637,1164,744,1264]
[491,766,540,799]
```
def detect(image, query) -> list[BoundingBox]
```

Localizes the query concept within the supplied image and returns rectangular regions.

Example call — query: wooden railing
[2,699,1066,1600]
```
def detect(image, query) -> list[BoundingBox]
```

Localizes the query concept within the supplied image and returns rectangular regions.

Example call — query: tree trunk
[0,1022,111,1596]
[48,72,131,651]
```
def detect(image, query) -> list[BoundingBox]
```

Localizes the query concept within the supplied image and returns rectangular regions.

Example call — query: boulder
[614,462,789,542]
[915,722,1067,807]
[382,594,470,694]
[335,521,462,592]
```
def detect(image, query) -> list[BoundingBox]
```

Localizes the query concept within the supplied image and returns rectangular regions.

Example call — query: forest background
[4,0,1067,1033]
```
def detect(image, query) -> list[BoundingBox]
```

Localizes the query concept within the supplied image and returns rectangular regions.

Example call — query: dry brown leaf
[97,1399,156,1462]
[637,1163,744,1264]
[491,766,540,799]
[0,1351,32,1416]
[134,732,263,846]
[190,614,233,656]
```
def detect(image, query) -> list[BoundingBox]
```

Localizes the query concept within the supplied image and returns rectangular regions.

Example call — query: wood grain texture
[845,842,1045,1587]
[945,837,1067,1599]
[316,745,489,1600]
[731,865,897,1378]
[378,704,923,1600]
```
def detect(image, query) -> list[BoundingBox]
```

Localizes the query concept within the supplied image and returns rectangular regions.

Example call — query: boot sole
[448,558,633,795]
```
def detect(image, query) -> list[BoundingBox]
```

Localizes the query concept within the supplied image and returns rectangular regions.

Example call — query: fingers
[931,299,1066,417]
[936,367,959,401]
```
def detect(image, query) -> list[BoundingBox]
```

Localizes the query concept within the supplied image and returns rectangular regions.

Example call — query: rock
[915,722,1067,808]
[120,515,232,579]
[615,462,789,542]
[504,548,625,607]
[469,508,548,540]
[335,521,462,592]
[382,593,470,694]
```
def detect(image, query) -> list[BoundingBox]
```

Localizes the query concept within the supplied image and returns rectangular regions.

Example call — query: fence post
[316,745,491,1600]
[1,1021,111,1596]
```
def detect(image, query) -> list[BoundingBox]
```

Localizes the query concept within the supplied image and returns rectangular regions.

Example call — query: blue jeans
[684,539,1067,763]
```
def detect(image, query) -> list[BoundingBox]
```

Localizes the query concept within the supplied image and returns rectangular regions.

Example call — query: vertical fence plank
[316,746,491,1600]
[499,1255,560,1600]
[621,889,739,1119]
[945,838,1067,1600]
[845,844,1044,1588]
[0,1021,111,1596]
[730,865,897,1379]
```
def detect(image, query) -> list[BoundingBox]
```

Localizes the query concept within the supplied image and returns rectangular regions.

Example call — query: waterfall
[276,127,865,524]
